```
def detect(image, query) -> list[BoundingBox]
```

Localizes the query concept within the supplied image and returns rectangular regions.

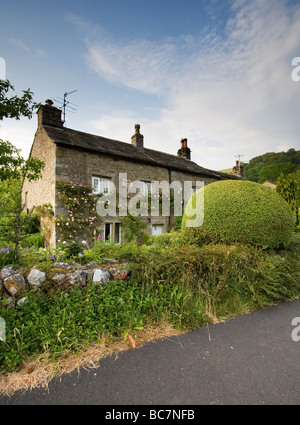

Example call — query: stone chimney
[131,124,144,149]
[37,100,64,129]
[232,160,244,177]
[177,138,191,160]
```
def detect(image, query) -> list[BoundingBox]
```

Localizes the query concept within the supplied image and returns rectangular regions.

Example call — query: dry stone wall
[0,259,130,308]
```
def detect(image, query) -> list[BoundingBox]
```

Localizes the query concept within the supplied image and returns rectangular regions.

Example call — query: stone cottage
[22,102,239,247]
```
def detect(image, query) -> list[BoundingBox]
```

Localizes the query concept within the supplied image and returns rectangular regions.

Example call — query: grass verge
[1,234,300,395]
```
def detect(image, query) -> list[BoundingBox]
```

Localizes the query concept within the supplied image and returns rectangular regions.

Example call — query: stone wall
[21,126,57,246]
[0,260,130,307]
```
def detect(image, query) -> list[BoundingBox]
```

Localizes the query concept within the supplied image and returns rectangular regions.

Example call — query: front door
[151,224,163,236]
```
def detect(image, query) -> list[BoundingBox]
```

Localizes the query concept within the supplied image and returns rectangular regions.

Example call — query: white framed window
[92,176,101,194]
[146,182,152,195]
[104,222,122,244]
[92,176,110,195]
[139,181,152,195]
[102,178,109,194]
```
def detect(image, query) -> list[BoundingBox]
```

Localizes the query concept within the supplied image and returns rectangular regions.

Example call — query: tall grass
[0,235,299,373]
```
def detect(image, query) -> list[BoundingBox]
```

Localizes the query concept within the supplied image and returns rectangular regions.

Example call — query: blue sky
[1,0,300,171]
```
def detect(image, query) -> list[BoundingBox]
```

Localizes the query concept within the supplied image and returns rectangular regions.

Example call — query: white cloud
[0,118,36,160]
[9,38,47,58]
[81,0,300,169]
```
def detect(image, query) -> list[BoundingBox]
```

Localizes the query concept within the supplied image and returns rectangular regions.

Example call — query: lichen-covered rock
[17,297,28,306]
[102,258,119,265]
[3,274,27,298]
[69,270,88,287]
[109,264,130,280]
[53,262,73,270]
[27,269,46,292]
[52,273,66,282]
[0,258,131,306]
[0,265,19,280]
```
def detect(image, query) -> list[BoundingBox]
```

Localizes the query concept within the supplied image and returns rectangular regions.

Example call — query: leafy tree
[276,173,299,227]
[258,162,298,184]
[244,161,264,182]
[0,79,44,181]
[0,139,44,181]
[244,149,300,183]
[0,178,40,261]
[0,79,40,120]
[0,79,44,259]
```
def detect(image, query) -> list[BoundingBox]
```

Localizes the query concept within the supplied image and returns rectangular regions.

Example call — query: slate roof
[44,124,240,180]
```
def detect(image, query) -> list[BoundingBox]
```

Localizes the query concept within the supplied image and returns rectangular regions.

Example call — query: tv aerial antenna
[235,154,244,165]
[52,90,78,124]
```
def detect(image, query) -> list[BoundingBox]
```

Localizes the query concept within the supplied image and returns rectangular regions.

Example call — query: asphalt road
[1,298,300,406]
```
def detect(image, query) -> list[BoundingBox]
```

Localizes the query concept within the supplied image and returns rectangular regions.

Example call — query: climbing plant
[56,181,103,245]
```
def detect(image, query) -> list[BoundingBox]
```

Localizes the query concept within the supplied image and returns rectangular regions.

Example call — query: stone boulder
[0,265,19,280]
[109,264,130,280]
[3,273,27,298]
[27,269,46,292]
[92,268,112,285]
[0,258,131,305]
[69,270,88,287]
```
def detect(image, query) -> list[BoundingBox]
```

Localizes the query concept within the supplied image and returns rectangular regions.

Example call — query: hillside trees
[244,149,300,184]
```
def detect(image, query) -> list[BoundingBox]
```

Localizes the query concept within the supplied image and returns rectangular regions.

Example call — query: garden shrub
[182,180,295,249]
[20,233,45,249]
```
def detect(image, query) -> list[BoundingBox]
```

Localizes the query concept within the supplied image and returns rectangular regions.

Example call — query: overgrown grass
[0,234,300,375]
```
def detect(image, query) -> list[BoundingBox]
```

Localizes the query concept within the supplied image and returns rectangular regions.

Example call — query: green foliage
[243,149,300,184]
[0,179,42,261]
[63,242,85,259]
[141,232,150,245]
[0,80,44,181]
[121,214,146,242]
[0,79,40,121]
[171,215,183,231]
[20,233,45,249]
[257,162,298,184]
[0,279,203,372]
[0,139,44,181]
[0,247,18,267]
[276,173,299,227]
[56,181,103,245]
[1,235,300,373]
[182,180,295,249]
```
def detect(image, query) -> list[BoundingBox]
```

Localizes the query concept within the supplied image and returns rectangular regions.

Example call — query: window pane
[147,182,152,195]
[92,177,100,194]
[102,179,109,194]
[115,223,120,244]
[140,181,145,195]
[105,223,111,241]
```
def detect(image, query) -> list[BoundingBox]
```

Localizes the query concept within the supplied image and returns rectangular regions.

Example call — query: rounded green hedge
[182,179,295,249]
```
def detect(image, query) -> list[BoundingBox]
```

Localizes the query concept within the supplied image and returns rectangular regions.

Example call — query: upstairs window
[92,176,110,195]
[139,181,152,196]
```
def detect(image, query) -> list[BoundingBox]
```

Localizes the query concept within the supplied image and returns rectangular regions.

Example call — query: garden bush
[182,180,295,249]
